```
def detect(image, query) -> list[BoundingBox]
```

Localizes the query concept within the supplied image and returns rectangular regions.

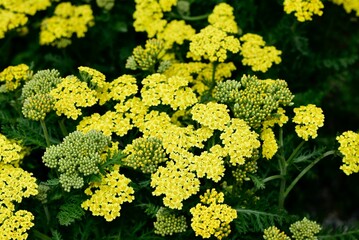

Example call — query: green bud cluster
[22,93,54,121]
[35,183,50,204]
[233,75,293,129]
[289,217,321,240]
[154,207,187,236]
[42,130,111,192]
[125,39,164,71]
[123,137,167,174]
[213,79,241,104]
[21,69,62,100]
[231,156,258,184]
[263,226,290,240]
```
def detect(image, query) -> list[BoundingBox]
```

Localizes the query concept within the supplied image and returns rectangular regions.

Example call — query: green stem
[40,120,51,147]
[286,140,305,164]
[263,174,283,183]
[283,150,336,201]
[58,118,68,137]
[32,230,52,240]
[170,12,209,21]
[278,128,287,209]
[43,204,50,225]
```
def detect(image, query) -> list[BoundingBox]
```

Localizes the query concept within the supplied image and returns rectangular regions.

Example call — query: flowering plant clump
[1,0,359,239]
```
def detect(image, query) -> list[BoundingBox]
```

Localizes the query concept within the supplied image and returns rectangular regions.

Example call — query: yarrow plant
[0,1,359,240]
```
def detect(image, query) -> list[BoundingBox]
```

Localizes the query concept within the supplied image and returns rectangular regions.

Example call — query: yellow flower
[187,25,240,62]
[82,166,135,221]
[262,108,289,128]
[1,0,51,15]
[0,10,27,39]
[0,209,35,240]
[337,131,359,175]
[50,75,97,120]
[141,73,197,110]
[0,134,25,167]
[189,145,226,182]
[292,104,324,141]
[240,33,282,72]
[220,118,261,165]
[284,0,324,22]
[0,64,31,91]
[261,128,278,160]
[0,164,38,203]
[190,190,237,240]
[40,2,94,47]
[154,207,187,236]
[191,102,231,131]
[133,0,167,37]
[208,3,239,34]
[331,0,359,16]
[157,20,196,49]
[151,159,200,210]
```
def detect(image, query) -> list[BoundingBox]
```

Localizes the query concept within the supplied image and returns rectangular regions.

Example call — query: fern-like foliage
[234,208,289,234]
[51,230,63,240]
[137,203,162,218]
[57,195,85,226]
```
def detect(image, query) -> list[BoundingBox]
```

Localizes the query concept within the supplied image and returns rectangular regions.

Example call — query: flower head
[0,64,32,92]
[240,33,282,72]
[292,104,324,141]
[42,130,111,191]
[82,165,135,221]
[187,25,240,62]
[284,0,324,22]
[191,102,231,131]
[337,131,359,175]
[263,226,290,240]
[331,0,359,16]
[208,3,239,34]
[153,207,187,236]
[289,217,321,240]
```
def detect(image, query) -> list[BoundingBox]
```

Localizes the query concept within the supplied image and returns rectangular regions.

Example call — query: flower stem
[58,118,68,137]
[32,230,52,240]
[263,174,283,183]
[286,140,305,164]
[40,119,51,147]
[278,128,287,209]
[283,150,336,200]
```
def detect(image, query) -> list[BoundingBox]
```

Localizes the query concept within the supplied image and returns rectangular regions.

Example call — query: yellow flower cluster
[263,226,290,240]
[1,0,51,15]
[151,159,200,209]
[0,163,38,239]
[220,118,261,165]
[0,134,25,167]
[208,3,239,34]
[40,2,94,48]
[0,0,50,39]
[141,73,197,110]
[0,64,31,92]
[82,166,135,221]
[133,0,167,38]
[331,0,359,16]
[190,189,237,240]
[164,62,237,95]
[283,0,324,22]
[240,33,282,72]
[336,131,359,175]
[50,75,97,120]
[261,127,278,160]
[0,209,35,240]
[189,145,227,182]
[292,104,324,141]
[157,20,196,49]
[262,108,289,128]
[77,110,132,137]
[187,25,241,62]
[0,164,38,203]
[191,102,231,131]
[78,66,106,89]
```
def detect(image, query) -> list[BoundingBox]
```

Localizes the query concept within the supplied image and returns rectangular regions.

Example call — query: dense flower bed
[1,0,359,239]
